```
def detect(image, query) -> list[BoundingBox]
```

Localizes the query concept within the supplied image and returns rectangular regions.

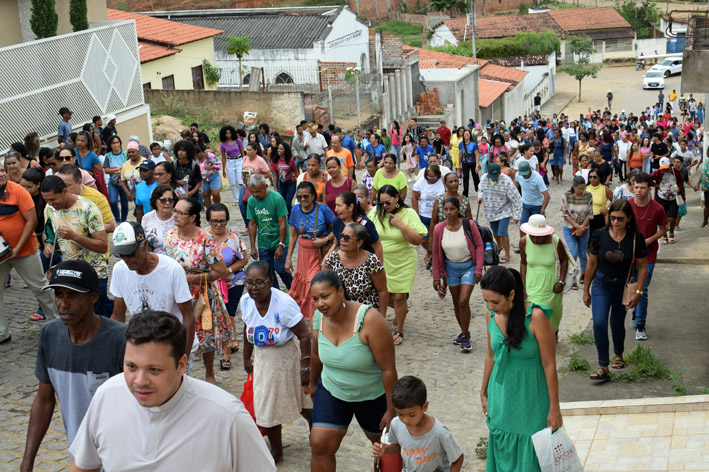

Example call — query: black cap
[44,260,99,293]
[59,107,73,116]
[138,160,156,170]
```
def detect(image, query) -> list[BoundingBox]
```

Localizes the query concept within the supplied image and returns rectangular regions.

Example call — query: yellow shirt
[669,91,677,102]
[80,185,114,259]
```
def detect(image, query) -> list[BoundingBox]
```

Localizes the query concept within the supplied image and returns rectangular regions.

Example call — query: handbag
[240,373,267,436]
[197,273,213,331]
[532,426,583,472]
[621,236,639,307]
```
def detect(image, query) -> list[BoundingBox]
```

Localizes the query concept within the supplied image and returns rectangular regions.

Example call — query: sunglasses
[57,156,74,162]
[379,199,394,207]
[589,175,599,179]
[158,198,174,205]
[172,209,189,216]
[610,216,626,222]
[210,219,227,226]
[296,194,312,200]
[341,234,359,243]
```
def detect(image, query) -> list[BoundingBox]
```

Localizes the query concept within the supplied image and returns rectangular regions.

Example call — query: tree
[429,0,469,15]
[69,0,89,32]
[30,0,58,39]
[227,37,251,89]
[557,35,601,102]
[615,0,661,40]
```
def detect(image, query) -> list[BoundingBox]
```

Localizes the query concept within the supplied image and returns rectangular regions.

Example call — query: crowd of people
[0,98,706,471]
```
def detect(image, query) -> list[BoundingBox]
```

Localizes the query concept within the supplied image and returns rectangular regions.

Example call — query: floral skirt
[190,281,233,356]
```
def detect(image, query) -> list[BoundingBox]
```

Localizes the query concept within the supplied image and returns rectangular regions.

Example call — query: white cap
[106,114,117,122]
[111,222,146,255]
[128,135,140,142]
[659,157,671,169]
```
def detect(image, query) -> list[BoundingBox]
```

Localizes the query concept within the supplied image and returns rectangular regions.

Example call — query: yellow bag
[199,274,213,331]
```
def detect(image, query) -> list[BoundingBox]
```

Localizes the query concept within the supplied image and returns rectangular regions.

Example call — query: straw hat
[520,214,554,236]
[306,123,318,133]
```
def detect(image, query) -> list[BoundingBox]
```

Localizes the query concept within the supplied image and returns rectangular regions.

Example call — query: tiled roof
[479,79,510,108]
[479,63,528,86]
[138,41,180,63]
[547,7,630,31]
[154,14,334,50]
[107,9,223,46]
[414,47,487,69]
[487,54,550,67]
[443,12,565,41]
[583,28,635,40]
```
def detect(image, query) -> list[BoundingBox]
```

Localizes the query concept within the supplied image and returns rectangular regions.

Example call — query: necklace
[634,199,651,220]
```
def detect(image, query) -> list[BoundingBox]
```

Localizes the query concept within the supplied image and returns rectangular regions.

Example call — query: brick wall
[318,61,358,92]
[349,0,401,20]
[350,0,524,19]
[415,89,441,115]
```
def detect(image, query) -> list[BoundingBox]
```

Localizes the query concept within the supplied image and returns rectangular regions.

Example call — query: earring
[342,301,346,308]
[396,203,400,209]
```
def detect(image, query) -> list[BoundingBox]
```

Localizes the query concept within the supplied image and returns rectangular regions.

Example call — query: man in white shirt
[303,123,328,160]
[615,132,632,182]
[69,311,276,472]
[109,222,197,374]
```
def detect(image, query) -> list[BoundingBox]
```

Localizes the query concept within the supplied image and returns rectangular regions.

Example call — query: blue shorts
[490,217,510,237]
[520,204,542,225]
[444,258,476,287]
[312,379,387,435]
[420,215,432,241]
[202,173,222,191]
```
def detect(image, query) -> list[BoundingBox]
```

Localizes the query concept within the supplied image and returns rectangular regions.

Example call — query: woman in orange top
[628,142,644,171]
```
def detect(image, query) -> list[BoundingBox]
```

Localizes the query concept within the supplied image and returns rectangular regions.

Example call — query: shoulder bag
[621,235,639,307]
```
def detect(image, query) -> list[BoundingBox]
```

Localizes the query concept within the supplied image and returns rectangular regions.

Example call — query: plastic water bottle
[485,242,493,264]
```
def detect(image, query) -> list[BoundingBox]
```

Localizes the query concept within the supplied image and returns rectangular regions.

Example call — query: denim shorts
[444,258,476,287]
[420,215,432,241]
[202,173,222,191]
[312,380,386,435]
[520,204,542,225]
[490,217,510,237]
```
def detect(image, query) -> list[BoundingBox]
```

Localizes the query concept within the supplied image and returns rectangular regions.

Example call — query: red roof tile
[107,8,223,46]
[479,63,528,86]
[443,12,565,41]
[138,41,180,63]
[479,79,510,108]
[414,47,487,69]
[547,7,630,31]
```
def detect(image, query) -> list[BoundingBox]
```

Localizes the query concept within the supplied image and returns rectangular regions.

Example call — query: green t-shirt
[372,169,408,194]
[246,190,288,251]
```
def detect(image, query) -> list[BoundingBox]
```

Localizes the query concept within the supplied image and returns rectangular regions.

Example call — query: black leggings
[461,162,480,197]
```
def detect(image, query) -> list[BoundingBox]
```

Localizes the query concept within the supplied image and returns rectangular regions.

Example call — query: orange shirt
[0,181,38,258]
[326,148,355,177]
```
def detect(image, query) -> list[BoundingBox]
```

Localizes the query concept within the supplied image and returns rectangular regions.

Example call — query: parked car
[643,71,665,90]
[650,58,683,77]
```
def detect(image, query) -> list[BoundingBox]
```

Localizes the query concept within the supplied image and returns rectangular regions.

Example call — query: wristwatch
[301,367,311,373]
[278,242,285,247]
[557,279,566,285]
[227,267,233,274]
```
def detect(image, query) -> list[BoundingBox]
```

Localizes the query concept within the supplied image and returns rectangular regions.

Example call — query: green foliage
[376,20,423,48]
[227,37,252,88]
[519,3,529,13]
[430,0,469,15]
[202,59,221,88]
[611,346,671,382]
[558,35,600,102]
[475,437,488,459]
[429,30,559,59]
[114,0,128,11]
[570,332,594,346]
[565,34,595,62]
[30,0,58,39]
[69,0,89,32]
[615,0,661,39]
[670,369,689,396]
[516,30,561,56]
[700,386,709,394]
[568,353,591,372]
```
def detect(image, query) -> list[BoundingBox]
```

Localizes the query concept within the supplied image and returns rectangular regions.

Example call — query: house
[548,7,633,61]
[429,12,565,46]
[348,0,526,21]
[487,53,556,115]
[0,0,107,47]
[107,9,223,90]
[144,6,370,90]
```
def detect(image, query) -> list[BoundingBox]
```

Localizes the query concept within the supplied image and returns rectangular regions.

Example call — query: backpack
[462,217,499,268]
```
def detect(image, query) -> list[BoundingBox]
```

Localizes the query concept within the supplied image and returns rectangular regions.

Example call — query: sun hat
[307,123,318,133]
[520,214,554,236]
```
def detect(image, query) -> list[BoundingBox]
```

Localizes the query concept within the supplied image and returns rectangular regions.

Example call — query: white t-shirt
[110,255,198,354]
[616,140,632,161]
[69,374,276,472]
[514,155,539,171]
[141,210,176,255]
[240,288,303,347]
[412,177,445,218]
[415,165,451,185]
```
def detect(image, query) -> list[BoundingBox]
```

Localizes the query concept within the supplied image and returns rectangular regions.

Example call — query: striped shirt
[560,191,593,229]
[478,173,523,222]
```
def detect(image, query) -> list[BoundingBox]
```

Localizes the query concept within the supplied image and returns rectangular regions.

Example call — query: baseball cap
[112,221,146,256]
[45,260,99,293]
[659,157,671,170]
[487,163,501,180]
[106,114,117,122]
[128,135,140,143]
[138,160,156,170]
[518,160,531,177]
[58,107,73,116]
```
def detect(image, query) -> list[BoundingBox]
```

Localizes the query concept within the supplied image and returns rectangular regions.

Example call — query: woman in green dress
[370,185,428,345]
[519,214,568,335]
[480,266,562,472]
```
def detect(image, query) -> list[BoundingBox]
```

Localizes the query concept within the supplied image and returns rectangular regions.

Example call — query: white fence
[0,21,144,152]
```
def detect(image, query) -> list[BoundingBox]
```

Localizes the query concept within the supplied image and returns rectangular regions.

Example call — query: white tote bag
[532,426,584,472]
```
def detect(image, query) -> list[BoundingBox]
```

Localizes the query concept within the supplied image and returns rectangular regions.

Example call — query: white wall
[503,82,524,122]
[429,24,459,47]
[635,37,668,58]
[422,66,480,124]
[321,9,370,71]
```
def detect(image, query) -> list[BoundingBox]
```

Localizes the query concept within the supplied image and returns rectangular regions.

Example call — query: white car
[643,71,665,90]
[650,58,683,77]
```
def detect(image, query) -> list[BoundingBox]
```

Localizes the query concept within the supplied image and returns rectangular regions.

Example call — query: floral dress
[165,228,233,355]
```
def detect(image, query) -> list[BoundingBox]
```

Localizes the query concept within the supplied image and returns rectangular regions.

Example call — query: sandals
[29,313,46,321]
[590,366,610,381]
[219,359,232,371]
[393,331,404,346]
[661,237,669,245]
[668,233,676,244]
[571,282,579,291]
[611,355,625,369]
[499,256,510,264]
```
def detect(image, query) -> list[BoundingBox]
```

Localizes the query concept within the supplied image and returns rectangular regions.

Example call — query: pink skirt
[288,237,321,320]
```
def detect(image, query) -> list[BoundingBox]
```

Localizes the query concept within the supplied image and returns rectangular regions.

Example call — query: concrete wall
[144,89,305,131]
[0,0,22,47]
[423,66,480,125]
[115,106,153,147]
[322,8,369,71]
[503,82,524,122]
[429,24,458,47]
[142,38,217,90]
[681,50,709,94]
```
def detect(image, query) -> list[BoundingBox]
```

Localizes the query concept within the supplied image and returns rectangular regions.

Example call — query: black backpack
[462,217,499,268]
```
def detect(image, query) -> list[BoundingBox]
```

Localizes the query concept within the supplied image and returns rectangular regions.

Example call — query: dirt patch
[152,115,187,142]
[108,0,274,12]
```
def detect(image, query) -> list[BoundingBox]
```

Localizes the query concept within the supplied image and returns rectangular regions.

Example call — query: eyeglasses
[210,219,227,226]
[341,234,359,243]
[172,209,189,216]
[379,198,394,207]
[158,198,174,205]
[153,172,165,178]
[244,280,268,289]
[296,194,312,200]
[425,174,437,181]
[610,216,626,222]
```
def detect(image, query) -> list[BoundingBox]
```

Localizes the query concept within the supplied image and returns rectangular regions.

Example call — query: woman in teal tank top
[480,266,563,472]
[309,270,398,471]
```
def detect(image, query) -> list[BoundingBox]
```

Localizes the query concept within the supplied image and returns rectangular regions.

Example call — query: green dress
[524,236,564,330]
[486,303,552,472]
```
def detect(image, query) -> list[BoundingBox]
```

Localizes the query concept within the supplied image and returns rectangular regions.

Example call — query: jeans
[461,162,479,197]
[225,158,243,202]
[391,144,402,168]
[277,179,297,214]
[238,185,249,227]
[95,278,109,317]
[631,263,655,329]
[520,204,542,225]
[108,181,128,223]
[258,248,293,290]
[644,157,652,174]
[591,271,627,367]
[562,226,589,275]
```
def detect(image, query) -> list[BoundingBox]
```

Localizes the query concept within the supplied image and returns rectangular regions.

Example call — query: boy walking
[372,376,464,472]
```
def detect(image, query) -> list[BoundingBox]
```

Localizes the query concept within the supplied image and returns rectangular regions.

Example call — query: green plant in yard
[700,386,709,394]
[69,0,89,32]
[615,0,661,39]
[611,345,671,382]
[568,353,590,372]
[202,59,221,88]
[570,332,594,346]
[429,30,559,59]
[161,94,186,117]
[475,437,488,459]
[670,369,689,396]
[227,37,252,89]
[519,3,529,13]
[557,35,601,102]
[31,0,58,39]
[376,20,423,48]
[430,0,469,15]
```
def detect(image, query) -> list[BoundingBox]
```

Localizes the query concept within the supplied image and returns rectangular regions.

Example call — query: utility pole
[470,0,477,58]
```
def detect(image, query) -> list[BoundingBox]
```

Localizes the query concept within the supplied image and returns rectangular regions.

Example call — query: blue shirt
[515,170,547,206]
[58,121,72,143]
[458,141,478,164]
[76,151,100,171]
[288,202,335,238]
[341,135,356,158]
[416,144,436,169]
[332,215,379,254]
[365,144,387,162]
[135,181,158,215]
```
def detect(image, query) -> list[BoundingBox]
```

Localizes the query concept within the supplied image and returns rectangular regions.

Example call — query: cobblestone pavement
[0,160,600,471]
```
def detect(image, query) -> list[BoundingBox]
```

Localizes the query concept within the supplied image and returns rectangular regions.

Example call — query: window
[143,82,152,90]
[275,72,294,85]
[360,53,367,71]
[192,65,204,90]
[162,75,175,90]
[243,73,250,86]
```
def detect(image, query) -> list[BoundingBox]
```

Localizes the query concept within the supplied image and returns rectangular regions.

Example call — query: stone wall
[144,89,305,132]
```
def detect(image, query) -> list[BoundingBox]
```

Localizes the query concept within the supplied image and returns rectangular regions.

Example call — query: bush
[428,29,559,59]
[69,0,89,32]
[30,0,58,39]
[612,346,671,382]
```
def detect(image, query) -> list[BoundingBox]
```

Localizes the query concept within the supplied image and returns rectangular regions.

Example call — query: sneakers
[453,332,465,345]
[460,334,472,352]
[629,315,637,330]
[635,328,648,340]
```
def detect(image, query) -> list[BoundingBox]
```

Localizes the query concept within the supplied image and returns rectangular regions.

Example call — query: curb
[560,394,709,416]
[655,258,709,265]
